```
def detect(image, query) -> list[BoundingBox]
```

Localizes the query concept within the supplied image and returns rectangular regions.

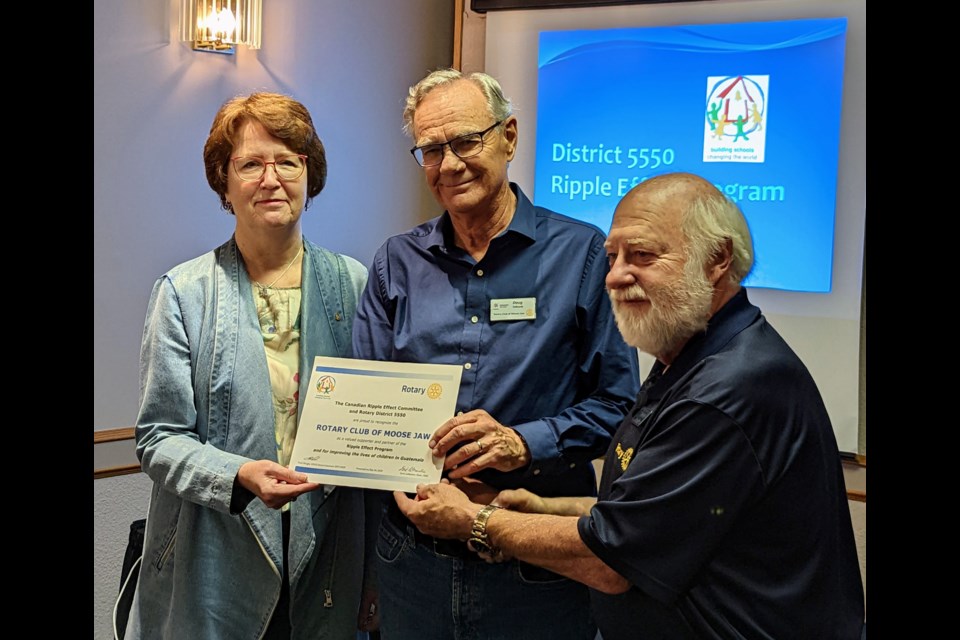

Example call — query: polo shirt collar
[645,288,760,399]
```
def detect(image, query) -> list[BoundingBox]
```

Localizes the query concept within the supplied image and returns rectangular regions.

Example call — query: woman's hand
[237,460,320,509]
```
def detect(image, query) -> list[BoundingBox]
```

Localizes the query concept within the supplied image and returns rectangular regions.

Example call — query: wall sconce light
[180,0,262,54]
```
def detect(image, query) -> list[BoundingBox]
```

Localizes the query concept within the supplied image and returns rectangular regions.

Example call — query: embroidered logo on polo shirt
[615,442,634,471]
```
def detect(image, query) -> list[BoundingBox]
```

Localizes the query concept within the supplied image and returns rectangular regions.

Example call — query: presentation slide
[534,17,848,293]
[485,0,865,453]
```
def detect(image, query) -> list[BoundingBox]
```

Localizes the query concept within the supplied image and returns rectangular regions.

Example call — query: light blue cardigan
[126,236,370,640]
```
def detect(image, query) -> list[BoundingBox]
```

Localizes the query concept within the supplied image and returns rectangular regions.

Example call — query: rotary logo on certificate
[289,356,463,493]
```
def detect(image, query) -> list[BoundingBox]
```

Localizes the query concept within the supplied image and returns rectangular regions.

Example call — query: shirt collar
[645,288,760,398]
[426,183,537,252]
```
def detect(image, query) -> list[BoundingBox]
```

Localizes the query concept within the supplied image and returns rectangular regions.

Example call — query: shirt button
[569,463,576,468]
[471,315,479,323]
[464,363,472,370]
[476,269,484,277]
[457,411,464,416]
[533,469,541,475]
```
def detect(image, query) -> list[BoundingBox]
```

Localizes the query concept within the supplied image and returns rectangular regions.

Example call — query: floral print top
[254,286,301,470]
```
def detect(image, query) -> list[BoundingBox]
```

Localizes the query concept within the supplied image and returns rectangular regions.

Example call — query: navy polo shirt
[578,289,864,639]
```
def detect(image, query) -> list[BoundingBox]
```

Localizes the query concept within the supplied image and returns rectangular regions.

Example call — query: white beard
[609,266,714,358]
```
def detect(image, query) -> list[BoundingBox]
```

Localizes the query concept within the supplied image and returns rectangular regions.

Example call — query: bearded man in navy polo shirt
[397,172,865,640]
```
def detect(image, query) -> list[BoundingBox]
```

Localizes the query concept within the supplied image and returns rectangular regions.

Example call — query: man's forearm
[486,509,630,594]
[535,495,597,517]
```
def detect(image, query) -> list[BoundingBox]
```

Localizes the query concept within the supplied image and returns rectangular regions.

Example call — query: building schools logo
[703,75,768,163]
[316,375,336,395]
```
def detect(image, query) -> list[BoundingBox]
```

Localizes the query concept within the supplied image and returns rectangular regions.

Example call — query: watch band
[469,504,502,556]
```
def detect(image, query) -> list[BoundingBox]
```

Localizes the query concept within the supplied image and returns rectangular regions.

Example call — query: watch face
[469,537,492,554]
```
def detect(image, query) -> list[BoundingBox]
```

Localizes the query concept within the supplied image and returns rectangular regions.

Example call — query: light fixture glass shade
[180,0,262,54]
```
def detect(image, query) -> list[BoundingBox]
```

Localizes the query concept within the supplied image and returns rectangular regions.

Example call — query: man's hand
[430,409,531,479]
[493,488,548,513]
[450,477,501,506]
[236,460,320,509]
[393,482,481,541]
[496,489,596,517]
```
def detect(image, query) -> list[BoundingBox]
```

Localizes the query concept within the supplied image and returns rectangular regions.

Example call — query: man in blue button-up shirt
[351,68,639,640]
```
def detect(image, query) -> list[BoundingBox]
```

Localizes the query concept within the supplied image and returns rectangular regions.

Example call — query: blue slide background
[534,18,847,292]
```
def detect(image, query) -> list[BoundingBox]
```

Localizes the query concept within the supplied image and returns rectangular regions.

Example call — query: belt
[385,504,481,561]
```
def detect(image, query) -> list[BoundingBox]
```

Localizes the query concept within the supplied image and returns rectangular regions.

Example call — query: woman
[124,92,372,639]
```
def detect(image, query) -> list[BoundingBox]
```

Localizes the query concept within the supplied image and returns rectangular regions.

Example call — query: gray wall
[94,474,154,640]
[94,1,454,637]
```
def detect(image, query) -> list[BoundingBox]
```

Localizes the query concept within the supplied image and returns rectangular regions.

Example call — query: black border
[471,0,705,12]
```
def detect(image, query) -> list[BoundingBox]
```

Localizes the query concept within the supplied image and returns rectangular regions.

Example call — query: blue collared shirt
[352,184,639,497]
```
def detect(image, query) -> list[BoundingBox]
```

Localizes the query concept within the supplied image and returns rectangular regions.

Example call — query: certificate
[289,356,463,492]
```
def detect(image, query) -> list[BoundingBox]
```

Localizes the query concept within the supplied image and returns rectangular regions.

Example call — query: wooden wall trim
[841,454,866,468]
[94,463,141,480]
[96,425,864,500]
[841,456,866,502]
[454,0,464,69]
[94,427,138,478]
[94,427,135,444]
[846,489,866,503]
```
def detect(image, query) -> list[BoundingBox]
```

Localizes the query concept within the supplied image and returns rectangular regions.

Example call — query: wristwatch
[468,504,502,556]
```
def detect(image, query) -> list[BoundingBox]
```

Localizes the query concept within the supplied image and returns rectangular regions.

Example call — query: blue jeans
[376,512,596,640]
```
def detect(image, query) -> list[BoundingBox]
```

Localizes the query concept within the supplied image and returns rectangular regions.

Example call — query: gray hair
[402,68,513,136]
[681,187,755,286]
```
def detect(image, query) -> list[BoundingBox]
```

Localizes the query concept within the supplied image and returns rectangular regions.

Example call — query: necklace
[254,243,303,298]
[254,243,303,335]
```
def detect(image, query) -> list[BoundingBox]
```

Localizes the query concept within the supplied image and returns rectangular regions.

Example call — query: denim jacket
[125,236,369,640]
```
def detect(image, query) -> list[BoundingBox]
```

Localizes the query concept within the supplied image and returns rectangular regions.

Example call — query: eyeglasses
[410,120,503,167]
[231,154,308,182]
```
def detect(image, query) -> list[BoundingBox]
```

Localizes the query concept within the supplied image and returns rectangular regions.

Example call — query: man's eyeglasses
[231,154,308,182]
[410,120,503,167]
